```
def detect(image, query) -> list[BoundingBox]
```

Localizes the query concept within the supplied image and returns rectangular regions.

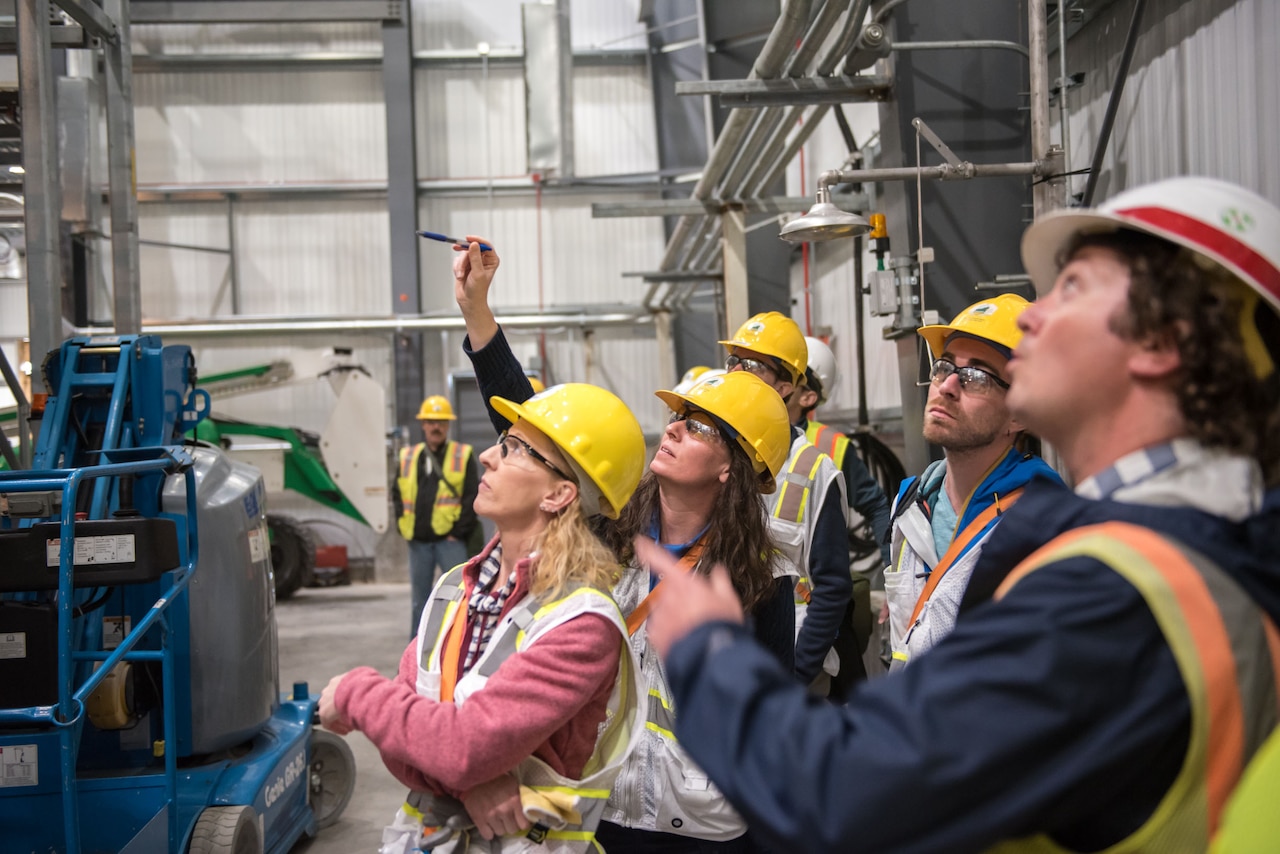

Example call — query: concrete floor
[277,581,416,854]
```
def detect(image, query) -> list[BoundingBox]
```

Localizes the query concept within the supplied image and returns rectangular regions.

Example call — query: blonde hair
[530,497,622,601]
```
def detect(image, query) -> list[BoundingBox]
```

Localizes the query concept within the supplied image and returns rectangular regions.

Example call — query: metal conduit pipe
[77,311,652,339]
[659,0,813,271]
[714,0,850,197]
[742,0,871,198]
[817,161,1043,187]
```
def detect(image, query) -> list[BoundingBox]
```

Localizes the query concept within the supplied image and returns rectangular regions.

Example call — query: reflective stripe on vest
[806,421,849,470]
[986,522,1280,853]
[772,443,824,524]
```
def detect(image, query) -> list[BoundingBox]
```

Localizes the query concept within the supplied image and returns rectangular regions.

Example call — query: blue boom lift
[0,335,355,853]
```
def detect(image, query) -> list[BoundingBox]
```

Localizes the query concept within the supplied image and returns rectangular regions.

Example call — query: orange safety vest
[987,522,1280,853]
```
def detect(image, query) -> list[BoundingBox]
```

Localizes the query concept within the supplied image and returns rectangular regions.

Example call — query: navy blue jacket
[665,475,1280,853]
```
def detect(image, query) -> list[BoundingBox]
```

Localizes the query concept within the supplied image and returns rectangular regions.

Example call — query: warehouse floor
[279,582,416,854]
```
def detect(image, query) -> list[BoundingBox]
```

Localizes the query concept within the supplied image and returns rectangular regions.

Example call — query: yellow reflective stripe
[519,588,624,648]
[547,831,596,841]
[428,600,462,664]
[525,783,612,799]
[646,721,676,740]
[891,650,909,662]
[648,687,672,710]
[402,801,424,821]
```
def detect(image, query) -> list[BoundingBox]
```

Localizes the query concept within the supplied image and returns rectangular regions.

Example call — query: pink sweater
[335,551,622,798]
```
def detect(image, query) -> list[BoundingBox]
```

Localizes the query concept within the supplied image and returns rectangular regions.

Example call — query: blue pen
[416,231,493,252]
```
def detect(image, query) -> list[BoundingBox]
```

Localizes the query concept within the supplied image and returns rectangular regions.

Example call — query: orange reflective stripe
[438,602,469,703]
[795,578,812,604]
[627,540,706,635]
[907,489,1024,628]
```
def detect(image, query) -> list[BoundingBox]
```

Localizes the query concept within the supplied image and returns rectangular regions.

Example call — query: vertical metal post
[103,0,141,333]
[1028,0,1059,217]
[721,207,749,339]
[18,0,65,365]
[555,0,574,178]
[227,195,240,314]
[382,3,426,427]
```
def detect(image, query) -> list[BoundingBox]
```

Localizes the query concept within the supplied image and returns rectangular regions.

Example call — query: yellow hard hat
[719,311,808,385]
[490,384,645,519]
[416,395,456,420]
[917,293,1030,360]
[655,371,791,494]
[527,376,546,394]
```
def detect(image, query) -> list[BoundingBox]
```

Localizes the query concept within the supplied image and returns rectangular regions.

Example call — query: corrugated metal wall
[1060,0,1279,204]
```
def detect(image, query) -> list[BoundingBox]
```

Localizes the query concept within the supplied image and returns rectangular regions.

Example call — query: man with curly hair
[642,176,1280,851]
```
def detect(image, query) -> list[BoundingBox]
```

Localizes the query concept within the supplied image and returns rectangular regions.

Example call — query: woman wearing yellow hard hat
[318,381,649,853]
[453,236,796,852]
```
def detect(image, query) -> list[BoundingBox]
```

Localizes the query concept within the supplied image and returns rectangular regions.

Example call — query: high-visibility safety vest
[397,441,472,540]
[985,522,1280,854]
[806,420,850,471]
[770,437,847,677]
[603,561,750,841]
[380,565,644,854]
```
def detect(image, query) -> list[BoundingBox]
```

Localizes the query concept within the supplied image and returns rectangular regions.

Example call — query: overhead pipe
[658,0,813,271]
[76,309,652,339]
[670,0,875,273]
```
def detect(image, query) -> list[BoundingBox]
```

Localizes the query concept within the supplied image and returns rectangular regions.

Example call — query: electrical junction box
[867,270,899,316]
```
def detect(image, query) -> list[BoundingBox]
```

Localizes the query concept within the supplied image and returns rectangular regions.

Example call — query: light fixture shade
[779,185,872,243]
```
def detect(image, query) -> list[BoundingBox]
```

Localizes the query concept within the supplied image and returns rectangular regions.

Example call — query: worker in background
[637,175,1280,851]
[394,396,481,635]
[722,312,851,691]
[320,384,648,853]
[883,295,1060,669]
[452,237,796,852]
[671,365,712,394]
[798,336,891,692]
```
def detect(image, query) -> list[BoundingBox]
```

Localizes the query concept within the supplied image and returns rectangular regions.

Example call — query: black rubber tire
[267,514,316,600]
[310,728,357,830]
[188,805,262,854]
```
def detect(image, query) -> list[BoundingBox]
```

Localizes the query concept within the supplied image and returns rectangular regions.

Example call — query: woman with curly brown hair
[453,237,795,853]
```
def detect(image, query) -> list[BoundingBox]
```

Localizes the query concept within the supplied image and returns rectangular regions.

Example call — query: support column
[721,207,749,338]
[18,0,65,365]
[383,3,426,428]
[103,0,140,333]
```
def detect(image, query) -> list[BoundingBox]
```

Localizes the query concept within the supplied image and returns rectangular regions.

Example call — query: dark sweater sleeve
[793,486,853,683]
[749,576,795,672]
[463,326,536,434]
[844,450,892,567]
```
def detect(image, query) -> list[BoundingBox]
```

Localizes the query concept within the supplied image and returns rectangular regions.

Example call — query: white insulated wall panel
[1061,0,1279,204]
[134,70,388,184]
[139,200,390,319]
[412,0,647,51]
[573,65,658,176]
[131,22,382,55]
[418,192,664,312]
[416,66,528,179]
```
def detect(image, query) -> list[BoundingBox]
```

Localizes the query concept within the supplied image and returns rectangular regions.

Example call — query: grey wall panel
[415,66,527,178]
[412,0,646,51]
[131,21,382,55]
[1063,0,1278,204]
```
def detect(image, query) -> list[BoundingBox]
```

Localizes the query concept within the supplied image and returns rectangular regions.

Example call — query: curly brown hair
[1064,230,1280,483]
[600,448,778,614]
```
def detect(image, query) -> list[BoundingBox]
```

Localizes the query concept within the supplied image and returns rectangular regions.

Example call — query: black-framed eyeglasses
[667,409,727,445]
[725,354,781,382]
[923,358,1010,395]
[497,431,574,481]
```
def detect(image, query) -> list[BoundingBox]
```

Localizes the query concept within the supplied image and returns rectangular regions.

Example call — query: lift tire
[188,805,262,854]
[267,514,316,600]
[310,728,357,830]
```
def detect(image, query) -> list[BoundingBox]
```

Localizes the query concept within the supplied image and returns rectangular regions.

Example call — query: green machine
[191,352,389,599]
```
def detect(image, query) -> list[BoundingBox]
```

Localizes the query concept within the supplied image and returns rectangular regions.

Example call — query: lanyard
[626,539,706,636]
[437,600,470,703]
[906,488,1024,629]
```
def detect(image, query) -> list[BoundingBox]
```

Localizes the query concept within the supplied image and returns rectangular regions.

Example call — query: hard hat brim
[1020,210,1133,297]
[654,388,778,494]
[417,414,457,421]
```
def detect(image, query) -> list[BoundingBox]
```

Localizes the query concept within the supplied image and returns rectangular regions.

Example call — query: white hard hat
[1021,176,1280,317]
[672,365,713,395]
[803,337,838,404]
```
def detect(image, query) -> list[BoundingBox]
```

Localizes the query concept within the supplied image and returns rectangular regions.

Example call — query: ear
[776,379,796,400]
[1128,326,1183,380]
[800,388,820,410]
[540,479,579,515]
[717,460,731,485]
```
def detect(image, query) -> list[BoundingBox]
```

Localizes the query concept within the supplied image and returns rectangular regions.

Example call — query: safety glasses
[667,409,727,445]
[725,354,782,383]
[496,431,574,481]
[924,358,1010,395]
